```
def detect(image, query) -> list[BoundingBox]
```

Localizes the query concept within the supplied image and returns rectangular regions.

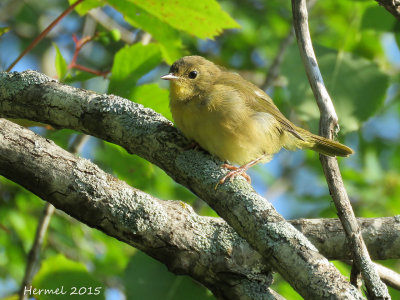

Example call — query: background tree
[0,0,399,299]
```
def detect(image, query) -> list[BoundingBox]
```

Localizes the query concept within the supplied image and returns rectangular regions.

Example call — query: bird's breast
[170,98,284,165]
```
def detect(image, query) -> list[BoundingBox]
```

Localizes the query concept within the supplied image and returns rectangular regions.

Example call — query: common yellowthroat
[161,56,353,185]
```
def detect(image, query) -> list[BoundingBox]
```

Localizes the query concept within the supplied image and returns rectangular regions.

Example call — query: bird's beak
[161,73,179,80]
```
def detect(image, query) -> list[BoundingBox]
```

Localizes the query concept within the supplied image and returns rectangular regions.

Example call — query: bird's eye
[188,71,198,79]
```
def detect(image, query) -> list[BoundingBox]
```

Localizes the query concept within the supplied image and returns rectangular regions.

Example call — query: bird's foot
[215,164,251,189]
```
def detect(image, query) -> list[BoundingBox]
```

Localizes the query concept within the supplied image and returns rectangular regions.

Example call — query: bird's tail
[294,127,354,157]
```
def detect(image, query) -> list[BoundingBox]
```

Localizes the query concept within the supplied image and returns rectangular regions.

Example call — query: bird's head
[161,56,221,102]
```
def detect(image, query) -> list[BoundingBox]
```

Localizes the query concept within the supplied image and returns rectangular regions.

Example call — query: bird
[161,55,353,186]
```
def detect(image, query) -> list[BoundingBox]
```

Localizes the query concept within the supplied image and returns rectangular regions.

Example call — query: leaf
[63,71,99,84]
[1,295,19,300]
[108,43,162,98]
[69,0,105,15]
[53,43,68,81]
[106,0,183,64]
[95,142,195,201]
[318,47,389,131]
[131,83,172,121]
[281,45,389,132]
[394,22,400,51]
[123,251,214,300]
[32,255,105,300]
[72,0,238,39]
[130,0,240,39]
[91,230,133,276]
[0,27,10,36]
[361,5,395,32]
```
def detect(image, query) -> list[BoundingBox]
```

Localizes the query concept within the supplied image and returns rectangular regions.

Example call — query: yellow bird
[161,56,353,185]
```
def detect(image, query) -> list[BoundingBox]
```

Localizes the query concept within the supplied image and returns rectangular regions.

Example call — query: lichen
[0,70,54,99]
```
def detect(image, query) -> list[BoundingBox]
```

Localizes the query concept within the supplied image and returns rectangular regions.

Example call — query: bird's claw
[214,164,251,190]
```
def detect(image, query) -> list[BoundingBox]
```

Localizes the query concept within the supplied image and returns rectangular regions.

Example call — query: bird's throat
[170,82,193,103]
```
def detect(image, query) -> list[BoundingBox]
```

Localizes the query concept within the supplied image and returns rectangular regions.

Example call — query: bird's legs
[216,154,266,188]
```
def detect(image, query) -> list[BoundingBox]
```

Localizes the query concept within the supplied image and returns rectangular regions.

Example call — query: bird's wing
[249,87,305,141]
[216,73,304,141]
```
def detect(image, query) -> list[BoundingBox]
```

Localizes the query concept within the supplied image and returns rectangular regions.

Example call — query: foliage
[0,0,399,298]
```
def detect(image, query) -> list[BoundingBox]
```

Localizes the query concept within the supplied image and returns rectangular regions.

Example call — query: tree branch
[19,133,89,299]
[1,118,399,298]
[0,70,363,298]
[263,27,295,90]
[375,263,400,291]
[290,217,400,261]
[0,118,275,300]
[19,203,55,300]
[291,0,389,298]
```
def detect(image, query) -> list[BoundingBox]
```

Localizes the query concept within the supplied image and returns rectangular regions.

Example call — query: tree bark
[0,71,366,299]
[0,118,275,300]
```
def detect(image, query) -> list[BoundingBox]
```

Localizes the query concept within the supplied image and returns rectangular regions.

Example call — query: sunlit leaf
[131,83,172,121]
[271,273,302,300]
[130,0,240,39]
[69,0,105,15]
[106,0,183,64]
[108,43,162,98]
[0,27,10,36]
[53,43,68,81]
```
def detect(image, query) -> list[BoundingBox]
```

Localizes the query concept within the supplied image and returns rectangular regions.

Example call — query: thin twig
[263,27,295,90]
[69,134,90,154]
[263,0,316,91]
[291,0,390,298]
[345,260,400,292]
[88,8,137,44]
[19,203,55,300]
[375,263,400,291]
[140,32,152,46]
[18,133,89,299]
[6,0,84,72]
[68,35,109,77]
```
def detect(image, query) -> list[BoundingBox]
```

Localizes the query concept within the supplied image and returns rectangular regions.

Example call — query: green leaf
[394,22,400,51]
[130,0,240,39]
[33,254,105,300]
[53,43,68,81]
[318,47,389,131]
[69,0,105,15]
[0,27,10,36]
[63,71,99,84]
[108,43,162,98]
[110,29,121,41]
[271,273,302,300]
[106,0,183,64]
[132,83,172,121]
[95,142,155,189]
[361,5,395,32]
[91,231,133,276]
[124,251,214,300]
[282,45,389,132]
[95,142,195,201]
